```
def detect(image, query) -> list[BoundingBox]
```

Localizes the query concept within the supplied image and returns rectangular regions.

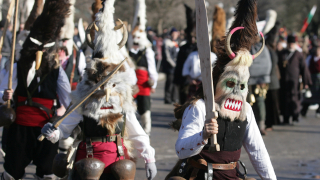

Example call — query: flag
[300,5,317,33]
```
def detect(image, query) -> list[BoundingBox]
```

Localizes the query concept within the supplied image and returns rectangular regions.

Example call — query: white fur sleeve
[175,99,208,159]
[242,103,277,180]
[0,63,18,104]
[58,110,83,139]
[126,111,155,163]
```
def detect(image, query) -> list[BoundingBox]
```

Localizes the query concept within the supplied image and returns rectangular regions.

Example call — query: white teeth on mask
[235,101,241,110]
[231,100,235,109]
[225,99,230,108]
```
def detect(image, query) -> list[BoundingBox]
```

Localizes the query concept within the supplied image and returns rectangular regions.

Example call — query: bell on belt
[167,177,187,180]
[74,157,105,180]
[110,159,136,180]
[0,104,16,127]
[52,153,69,178]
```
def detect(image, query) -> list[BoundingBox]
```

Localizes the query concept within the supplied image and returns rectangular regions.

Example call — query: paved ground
[1,78,320,179]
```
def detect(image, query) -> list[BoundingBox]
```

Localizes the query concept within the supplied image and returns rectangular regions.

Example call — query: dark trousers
[265,89,280,128]
[165,73,178,103]
[1,127,8,152]
[136,95,151,115]
[4,123,58,179]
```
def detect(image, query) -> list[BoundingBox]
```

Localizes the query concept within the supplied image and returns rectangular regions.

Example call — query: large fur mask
[215,49,252,121]
[72,59,135,120]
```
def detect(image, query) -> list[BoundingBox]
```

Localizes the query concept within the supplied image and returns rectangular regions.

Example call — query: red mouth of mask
[224,99,242,111]
[100,106,113,110]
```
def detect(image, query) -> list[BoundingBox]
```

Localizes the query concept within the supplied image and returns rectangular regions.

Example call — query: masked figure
[0,0,71,179]
[41,0,157,179]
[166,0,277,179]
[129,0,158,136]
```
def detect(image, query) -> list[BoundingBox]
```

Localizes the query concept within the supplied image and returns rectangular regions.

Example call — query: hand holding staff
[195,0,220,152]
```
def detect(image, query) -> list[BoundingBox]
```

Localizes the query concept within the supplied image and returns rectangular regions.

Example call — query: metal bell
[0,105,16,127]
[110,159,136,180]
[74,157,105,180]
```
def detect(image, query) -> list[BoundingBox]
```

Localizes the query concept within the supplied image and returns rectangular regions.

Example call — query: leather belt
[136,66,147,71]
[89,135,117,142]
[189,159,237,170]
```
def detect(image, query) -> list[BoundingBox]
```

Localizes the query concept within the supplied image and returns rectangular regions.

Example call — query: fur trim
[99,113,123,135]
[86,58,126,83]
[211,5,226,53]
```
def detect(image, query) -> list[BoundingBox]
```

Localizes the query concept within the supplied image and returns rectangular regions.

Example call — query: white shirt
[58,110,156,163]
[0,64,71,107]
[130,47,158,89]
[175,99,277,180]
[182,51,217,80]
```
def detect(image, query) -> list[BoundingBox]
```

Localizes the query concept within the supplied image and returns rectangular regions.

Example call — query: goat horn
[225,27,244,59]
[114,19,128,50]
[85,21,95,49]
[252,32,265,60]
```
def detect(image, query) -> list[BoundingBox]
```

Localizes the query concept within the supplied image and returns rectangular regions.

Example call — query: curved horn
[114,19,128,50]
[86,21,95,49]
[225,27,244,59]
[252,32,265,60]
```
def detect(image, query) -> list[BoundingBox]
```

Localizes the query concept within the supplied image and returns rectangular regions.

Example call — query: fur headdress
[184,3,196,43]
[19,0,70,77]
[211,4,226,53]
[212,0,262,87]
[130,0,151,49]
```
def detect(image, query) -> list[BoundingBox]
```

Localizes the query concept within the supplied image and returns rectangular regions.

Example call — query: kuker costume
[0,0,71,179]
[166,0,276,179]
[129,0,158,136]
[41,0,157,179]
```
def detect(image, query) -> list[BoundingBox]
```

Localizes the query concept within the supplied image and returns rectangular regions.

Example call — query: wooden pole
[7,0,19,108]
[0,0,15,58]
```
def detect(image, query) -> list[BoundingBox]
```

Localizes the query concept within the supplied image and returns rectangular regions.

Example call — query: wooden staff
[7,0,19,108]
[0,0,15,59]
[196,0,220,152]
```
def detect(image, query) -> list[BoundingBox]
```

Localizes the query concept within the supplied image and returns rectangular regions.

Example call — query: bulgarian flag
[300,5,317,33]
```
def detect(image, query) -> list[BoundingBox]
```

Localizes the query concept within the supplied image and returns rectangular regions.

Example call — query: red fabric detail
[190,148,193,151]
[75,136,129,173]
[309,56,320,74]
[197,143,201,146]
[133,69,150,98]
[15,96,53,127]
[100,106,113,110]
[181,148,184,150]
[71,82,78,91]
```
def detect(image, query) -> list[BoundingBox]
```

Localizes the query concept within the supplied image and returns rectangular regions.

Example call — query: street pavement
[0,78,320,179]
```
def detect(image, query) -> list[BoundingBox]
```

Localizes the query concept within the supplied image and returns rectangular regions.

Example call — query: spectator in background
[182,50,217,100]
[278,34,312,124]
[248,37,272,135]
[0,22,12,70]
[301,42,320,118]
[265,22,281,131]
[162,28,180,104]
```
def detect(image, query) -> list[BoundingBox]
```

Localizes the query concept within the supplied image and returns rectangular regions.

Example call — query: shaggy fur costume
[19,0,70,77]
[131,0,152,49]
[211,5,226,53]
[171,0,259,129]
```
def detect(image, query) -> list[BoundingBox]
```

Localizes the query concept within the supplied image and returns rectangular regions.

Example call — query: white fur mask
[72,71,135,121]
